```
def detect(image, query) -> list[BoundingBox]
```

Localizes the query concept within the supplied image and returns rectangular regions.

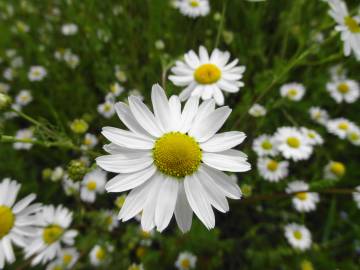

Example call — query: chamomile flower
[110,82,124,97]
[169,46,245,105]
[252,134,278,157]
[89,245,109,266]
[3,67,15,81]
[352,186,360,209]
[62,175,80,196]
[347,125,360,146]
[46,248,79,270]
[326,117,355,139]
[286,181,320,213]
[275,127,313,161]
[25,205,78,266]
[80,169,106,203]
[300,127,324,146]
[257,158,289,182]
[128,263,145,270]
[309,106,329,125]
[50,166,64,182]
[13,128,34,150]
[96,84,250,232]
[15,89,33,106]
[102,210,119,232]
[324,161,346,179]
[61,23,78,36]
[97,100,116,118]
[28,66,47,81]
[175,0,210,18]
[328,0,360,59]
[0,178,41,269]
[81,133,98,149]
[284,223,312,251]
[175,251,197,270]
[248,103,267,117]
[326,79,359,103]
[280,82,306,101]
[63,52,80,69]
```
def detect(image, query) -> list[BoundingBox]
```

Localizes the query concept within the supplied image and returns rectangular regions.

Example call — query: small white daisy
[248,103,267,117]
[326,117,356,139]
[275,127,313,161]
[286,181,320,213]
[257,158,289,183]
[309,106,329,125]
[326,79,359,103]
[46,248,79,270]
[175,0,210,18]
[102,210,119,232]
[97,100,116,118]
[284,223,312,251]
[28,66,47,81]
[0,178,41,269]
[347,125,360,146]
[15,89,33,106]
[62,175,80,196]
[352,186,360,209]
[300,127,324,146]
[3,68,15,81]
[175,251,197,270]
[89,245,109,266]
[81,133,98,150]
[80,169,106,203]
[61,23,78,36]
[324,161,346,179]
[64,52,80,69]
[13,128,34,150]
[50,166,64,182]
[25,205,78,266]
[252,134,278,157]
[110,82,124,97]
[169,46,245,105]
[280,82,306,101]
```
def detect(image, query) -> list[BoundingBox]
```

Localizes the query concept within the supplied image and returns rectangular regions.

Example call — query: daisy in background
[46,248,79,270]
[280,82,306,101]
[329,64,347,81]
[284,223,312,251]
[80,168,106,203]
[257,157,289,182]
[347,125,360,146]
[175,251,197,270]
[326,78,359,103]
[25,205,78,266]
[13,128,34,150]
[62,175,80,196]
[286,181,320,213]
[324,161,346,179]
[102,210,119,232]
[327,0,360,59]
[128,263,145,270]
[326,117,356,139]
[89,244,112,266]
[275,127,313,161]
[174,0,210,18]
[309,106,329,125]
[15,89,33,106]
[300,127,324,146]
[81,133,98,150]
[97,99,116,118]
[169,46,245,105]
[28,66,47,81]
[248,103,267,117]
[252,134,278,157]
[352,186,360,209]
[0,178,42,269]
[110,82,124,97]
[96,84,250,232]
[61,23,78,36]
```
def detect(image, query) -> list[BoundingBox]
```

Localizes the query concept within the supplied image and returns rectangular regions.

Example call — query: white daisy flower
[284,223,312,251]
[81,133,98,150]
[50,166,64,182]
[175,251,197,270]
[329,64,347,81]
[61,23,78,36]
[97,100,116,119]
[280,82,306,101]
[63,52,80,69]
[347,125,360,146]
[309,106,329,125]
[46,248,79,270]
[326,79,359,103]
[3,68,15,81]
[128,263,145,270]
[28,66,47,81]
[275,127,313,161]
[257,158,289,182]
[11,56,23,68]
[13,128,34,150]
[25,205,78,266]
[353,186,360,209]
[110,82,124,97]
[102,210,119,232]
[89,245,109,266]
[252,134,278,157]
[169,46,245,105]
[328,0,360,59]
[15,89,33,106]
[96,84,250,232]
[324,161,346,179]
[175,0,210,18]
[0,178,41,269]
[300,127,324,146]
[248,103,267,117]
[286,181,320,213]
[326,117,356,139]
[80,169,106,203]
[0,82,10,93]
[62,175,80,196]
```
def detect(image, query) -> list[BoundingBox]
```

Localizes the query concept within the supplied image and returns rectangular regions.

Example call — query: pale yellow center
[296,192,308,201]
[266,160,278,171]
[153,132,202,178]
[293,230,302,240]
[96,248,106,260]
[87,181,97,191]
[307,132,315,139]
[330,162,345,177]
[348,132,359,141]
[337,83,349,94]
[194,64,221,85]
[338,122,349,130]
[43,225,64,244]
[287,137,300,148]
[261,140,272,150]
[63,254,73,265]
[189,0,199,7]
[0,206,15,239]
[287,89,298,97]
[104,104,112,112]
[344,16,360,33]
[181,258,191,269]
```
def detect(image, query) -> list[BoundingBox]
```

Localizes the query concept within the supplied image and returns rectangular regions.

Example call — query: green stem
[214,0,227,48]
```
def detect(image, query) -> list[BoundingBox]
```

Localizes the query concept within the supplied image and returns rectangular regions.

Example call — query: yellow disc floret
[261,140,273,150]
[189,0,199,7]
[338,122,349,130]
[344,16,360,33]
[181,258,191,269]
[337,82,350,94]
[194,64,221,85]
[87,181,97,191]
[153,132,202,178]
[293,230,303,240]
[287,89,298,97]
[96,247,106,261]
[0,206,15,239]
[330,162,345,177]
[43,224,64,244]
[296,192,308,201]
[286,137,300,148]
[266,160,278,171]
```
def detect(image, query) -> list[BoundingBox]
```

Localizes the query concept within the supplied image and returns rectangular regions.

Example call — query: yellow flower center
[286,137,300,148]
[293,230,303,240]
[287,89,298,97]
[43,225,64,244]
[266,160,278,171]
[136,246,146,258]
[0,206,15,239]
[261,140,273,150]
[63,254,73,265]
[194,64,221,85]
[189,0,199,7]
[338,122,349,130]
[307,132,315,139]
[153,132,202,178]
[53,266,64,270]
[348,132,359,141]
[84,138,92,145]
[337,82,349,94]
[301,260,314,270]
[140,230,151,238]
[181,258,191,269]
[344,16,360,33]
[115,195,126,208]
[104,104,112,112]
[87,181,97,191]
[96,248,106,261]
[330,162,345,177]
[296,192,308,201]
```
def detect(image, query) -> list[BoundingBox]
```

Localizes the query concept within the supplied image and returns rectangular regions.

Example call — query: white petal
[179,96,199,133]
[200,131,246,152]
[2,237,15,263]
[103,143,149,155]
[202,150,251,172]
[169,95,182,130]
[12,193,36,214]
[175,183,193,233]
[213,87,225,105]
[151,84,172,132]
[199,46,210,63]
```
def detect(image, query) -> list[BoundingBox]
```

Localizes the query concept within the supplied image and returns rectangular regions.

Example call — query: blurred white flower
[324,161,346,179]
[109,82,124,97]
[97,100,116,118]
[0,82,10,93]
[80,169,106,203]
[257,158,289,182]
[15,89,33,106]
[300,127,324,146]
[309,106,329,125]
[252,135,278,157]
[13,128,34,150]
[280,82,306,101]
[28,66,47,81]
[175,251,197,270]
[286,181,320,213]
[89,245,109,266]
[249,103,267,117]
[62,175,80,196]
[61,23,78,36]
[284,223,312,251]
[326,78,359,103]
[175,0,210,18]
[326,117,356,139]
[352,186,360,209]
